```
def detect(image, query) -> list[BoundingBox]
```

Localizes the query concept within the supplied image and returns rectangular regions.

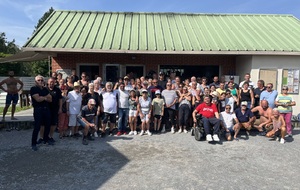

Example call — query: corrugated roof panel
[129,14,139,50]
[93,13,111,49]
[111,13,125,50]
[24,11,300,54]
[83,13,104,49]
[146,13,157,51]
[120,13,132,50]
[160,14,175,51]
[153,14,165,51]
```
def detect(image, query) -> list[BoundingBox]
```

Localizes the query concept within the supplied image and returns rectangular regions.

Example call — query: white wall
[236,55,300,115]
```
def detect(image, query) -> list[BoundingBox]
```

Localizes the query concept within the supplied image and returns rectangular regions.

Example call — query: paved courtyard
[0,125,300,190]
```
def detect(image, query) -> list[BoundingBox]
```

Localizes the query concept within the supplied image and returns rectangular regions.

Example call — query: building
[2,10,300,113]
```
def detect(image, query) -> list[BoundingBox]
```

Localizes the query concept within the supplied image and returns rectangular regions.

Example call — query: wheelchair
[191,114,205,141]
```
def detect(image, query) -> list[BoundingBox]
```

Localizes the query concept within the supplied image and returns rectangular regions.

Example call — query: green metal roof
[23,11,300,55]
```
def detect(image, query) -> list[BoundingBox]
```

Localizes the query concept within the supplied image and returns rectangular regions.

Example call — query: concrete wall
[236,56,253,83]
[244,55,300,115]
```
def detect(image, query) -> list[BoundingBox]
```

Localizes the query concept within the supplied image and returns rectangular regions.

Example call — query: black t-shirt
[253,87,266,107]
[47,86,62,110]
[30,86,50,108]
[71,75,79,83]
[158,80,167,90]
[80,105,97,123]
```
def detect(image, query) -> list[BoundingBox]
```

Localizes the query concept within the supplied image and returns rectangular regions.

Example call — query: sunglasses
[266,86,272,88]
[282,88,288,90]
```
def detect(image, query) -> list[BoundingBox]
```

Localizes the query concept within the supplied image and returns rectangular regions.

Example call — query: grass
[0,106,32,114]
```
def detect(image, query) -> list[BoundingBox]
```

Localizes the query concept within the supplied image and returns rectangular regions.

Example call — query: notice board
[282,69,299,94]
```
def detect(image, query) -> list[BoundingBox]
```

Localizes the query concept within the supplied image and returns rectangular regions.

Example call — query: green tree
[33,7,54,33]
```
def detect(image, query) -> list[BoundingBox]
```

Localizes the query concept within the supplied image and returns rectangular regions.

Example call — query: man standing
[158,72,167,90]
[100,82,118,136]
[225,76,239,89]
[30,75,52,151]
[77,99,97,145]
[239,73,255,89]
[116,82,129,136]
[162,82,178,133]
[253,80,265,107]
[192,95,221,142]
[260,83,278,109]
[0,70,23,122]
[67,82,82,137]
[148,79,163,99]
[70,68,79,84]
[209,76,220,88]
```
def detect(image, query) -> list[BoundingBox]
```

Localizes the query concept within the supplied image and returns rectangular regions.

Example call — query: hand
[193,118,197,123]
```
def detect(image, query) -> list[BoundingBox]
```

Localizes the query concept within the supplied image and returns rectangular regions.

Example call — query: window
[259,69,277,90]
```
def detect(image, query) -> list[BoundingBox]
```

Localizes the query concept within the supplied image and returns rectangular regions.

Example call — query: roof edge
[22,47,300,56]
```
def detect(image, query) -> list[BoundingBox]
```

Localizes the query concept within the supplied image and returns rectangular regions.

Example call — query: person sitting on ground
[234,101,255,136]
[265,108,286,144]
[220,104,240,141]
[251,100,272,136]
[77,99,97,145]
[152,90,165,134]
[0,70,24,122]
[192,95,221,142]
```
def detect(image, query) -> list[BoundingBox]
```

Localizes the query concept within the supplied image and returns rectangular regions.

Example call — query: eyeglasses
[37,80,43,82]
[266,86,272,88]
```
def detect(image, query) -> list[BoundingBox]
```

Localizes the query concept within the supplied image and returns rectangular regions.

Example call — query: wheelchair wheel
[191,127,195,136]
[194,127,202,141]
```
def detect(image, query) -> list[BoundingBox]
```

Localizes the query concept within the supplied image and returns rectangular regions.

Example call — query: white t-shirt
[117,89,129,108]
[220,111,236,129]
[139,96,151,113]
[101,91,118,114]
[67,90,82,115]
[225,97,235,113]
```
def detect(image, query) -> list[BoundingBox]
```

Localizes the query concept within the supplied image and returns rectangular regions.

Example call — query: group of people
[0,69,295,151]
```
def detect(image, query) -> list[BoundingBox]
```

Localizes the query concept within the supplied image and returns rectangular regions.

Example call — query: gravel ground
[0,127,300,190]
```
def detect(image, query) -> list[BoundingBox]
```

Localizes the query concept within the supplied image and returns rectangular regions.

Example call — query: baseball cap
[142,89,148,93]
[241,101,247,106]
[229,76,234,80]
[74,82,80,87]
[155,90,161,94]
[124,76,129,80]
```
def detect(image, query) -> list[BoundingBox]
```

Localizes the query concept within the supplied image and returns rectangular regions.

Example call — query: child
[151,90,165,133]
[128,90,138,135]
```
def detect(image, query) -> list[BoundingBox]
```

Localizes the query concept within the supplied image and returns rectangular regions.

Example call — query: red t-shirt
[195,103,218,118]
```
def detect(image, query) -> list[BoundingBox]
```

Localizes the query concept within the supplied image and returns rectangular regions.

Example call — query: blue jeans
[201,117,221,135]
[118,108,129,131]
[32,107,51,146]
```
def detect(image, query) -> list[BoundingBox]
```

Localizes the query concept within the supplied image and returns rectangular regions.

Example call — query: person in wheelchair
[192,95,221,142]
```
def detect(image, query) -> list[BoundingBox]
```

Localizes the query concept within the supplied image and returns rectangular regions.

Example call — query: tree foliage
[33,7,54,33]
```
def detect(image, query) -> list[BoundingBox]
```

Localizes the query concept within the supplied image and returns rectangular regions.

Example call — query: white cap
[155,90,161,94]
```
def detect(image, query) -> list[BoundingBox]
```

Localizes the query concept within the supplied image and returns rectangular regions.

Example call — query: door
[104,64,120,82]
[79,65,99,81]
[125,66,144,78]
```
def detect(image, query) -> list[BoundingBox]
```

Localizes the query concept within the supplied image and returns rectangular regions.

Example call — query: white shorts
[140,111,150,123]
[129,110,137,117]
[69,114,79,127]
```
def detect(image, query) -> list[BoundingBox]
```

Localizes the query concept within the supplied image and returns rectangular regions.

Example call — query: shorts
[77,115,94,128]
[223,127,234,136]
[50,109,59,125]
[6,94,19,105]
[140,111,150,122]
[154,115,162,120]
[69,114,79,127]
[103,113,116,124]
[129,110,137,117]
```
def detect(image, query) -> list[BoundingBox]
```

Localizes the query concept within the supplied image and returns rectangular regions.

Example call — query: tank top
[240,89,251,102]
[273,118,282,131]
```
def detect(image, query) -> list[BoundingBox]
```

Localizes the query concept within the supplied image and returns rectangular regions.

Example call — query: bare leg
[49,125,56,138]
[11,104,17,119]
[39,126,45,139]
[157,118,162,131]
[233,124,241,139]
[2,104,10,120]
[154,118,158,131]
[281,127,286,139]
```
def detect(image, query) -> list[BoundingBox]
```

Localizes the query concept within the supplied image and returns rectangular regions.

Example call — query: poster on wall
[282,69,299,94]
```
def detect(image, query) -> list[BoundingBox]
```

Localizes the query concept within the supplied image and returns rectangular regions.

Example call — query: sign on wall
[259,69,277,90]
[282,69,299,94]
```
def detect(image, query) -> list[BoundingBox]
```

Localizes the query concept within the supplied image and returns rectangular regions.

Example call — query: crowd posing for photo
[29,70,296,150]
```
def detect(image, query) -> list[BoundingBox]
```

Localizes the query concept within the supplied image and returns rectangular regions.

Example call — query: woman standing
[178,86,192,133]
[138,89,152,136]
[128,90,138,135]
[275,86,296,137]
[238,82,254,109]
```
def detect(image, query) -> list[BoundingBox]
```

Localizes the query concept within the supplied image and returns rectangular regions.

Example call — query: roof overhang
[22,47,300,56]
[0,51,56,63]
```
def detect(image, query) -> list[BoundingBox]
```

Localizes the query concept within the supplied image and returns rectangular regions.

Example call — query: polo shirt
[235,108,254,123]
[260,90,278,109]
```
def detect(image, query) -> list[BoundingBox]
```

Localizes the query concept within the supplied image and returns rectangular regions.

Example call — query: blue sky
[1,0,300,47]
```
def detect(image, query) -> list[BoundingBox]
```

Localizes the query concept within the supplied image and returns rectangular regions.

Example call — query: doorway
[125,66,144,78]
[79,65,99,81]
[104,64,120,82]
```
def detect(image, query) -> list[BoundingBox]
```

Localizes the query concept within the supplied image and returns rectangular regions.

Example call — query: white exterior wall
[236,55,300,115]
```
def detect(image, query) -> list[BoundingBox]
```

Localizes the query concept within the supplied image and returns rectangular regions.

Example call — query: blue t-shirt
[260,90,278,109]
[235,108,254,123]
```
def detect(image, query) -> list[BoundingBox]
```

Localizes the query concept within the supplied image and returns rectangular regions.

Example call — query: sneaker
[258,131,266,136]
[88,135,95,141]
[32,145,38,151]
[147,130,152,136]
[288,133,293,137]
[276,137,280,141]
[78,131,83,135]
[37,138,44,144]
[82,138,88,145]
[122,131,127,135]
[74,133,81,138]
[161,125,166,133]
[100,132,106,138]
[109,131,114,136]
[116,131,122,136]
[280,138,285,144]
[212,134,220,142]
[171,127,175,134]
[49,137,55,143]
[178,128,182,134]
[133,131,137,135]
[47,140,54,146]
[246,130,250,136]
[184,129,188,133]
[140,130,144,136]
[128,131,134,135]
[206,134,213,142]
[94,132,98,138]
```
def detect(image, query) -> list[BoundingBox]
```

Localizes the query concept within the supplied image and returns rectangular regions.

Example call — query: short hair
[257,79,265,86]
[106,82,113,87]
[35,75,44,81]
